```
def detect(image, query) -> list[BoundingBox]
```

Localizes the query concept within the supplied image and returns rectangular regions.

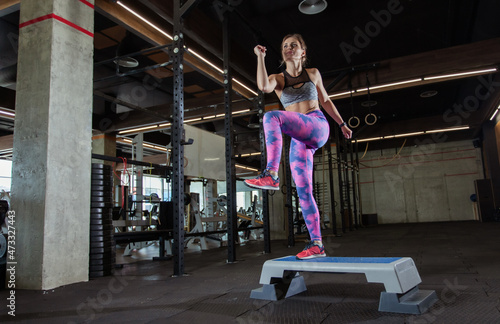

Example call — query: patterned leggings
[263,109,330,241]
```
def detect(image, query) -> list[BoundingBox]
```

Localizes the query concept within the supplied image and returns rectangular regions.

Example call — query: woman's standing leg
[289,139,323,242]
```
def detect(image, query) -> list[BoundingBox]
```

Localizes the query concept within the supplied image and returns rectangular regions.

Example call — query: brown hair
[280,33,308,67]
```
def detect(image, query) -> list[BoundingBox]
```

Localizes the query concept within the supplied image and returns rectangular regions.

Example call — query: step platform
[250,256,438,314]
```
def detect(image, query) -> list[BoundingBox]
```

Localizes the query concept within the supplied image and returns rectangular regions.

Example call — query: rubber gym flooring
[1,221,500,323]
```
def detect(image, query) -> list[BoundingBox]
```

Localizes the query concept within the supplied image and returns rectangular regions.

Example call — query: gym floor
[1,221,500,323]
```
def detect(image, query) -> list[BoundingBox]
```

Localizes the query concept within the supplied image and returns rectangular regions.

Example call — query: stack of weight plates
[90,163,115,278]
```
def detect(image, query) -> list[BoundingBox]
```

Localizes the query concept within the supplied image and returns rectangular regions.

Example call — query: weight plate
[91,191,113,197]
[89,257,115,265]
[91,202,113,208]
[91,163,111,170]
[91,173,113,179]
[90,218,113,225]
[91,167,112,173]
[89,269,114,278]
[90,209,113,214]
[90,224,114,231]
[90,241,114,249]
[90,247,115,254]
[90,264,114,271]
[90,236,114,243]
[89,218,112,224]
[90,211,113,218]
[91,170,112,176]
[91,196,112,202]
[91,185,113,192]
[91,177,113,183]
[89,252,116,260]
[89,231,113,238]
[90,179,113,186]
[90,207,113,214]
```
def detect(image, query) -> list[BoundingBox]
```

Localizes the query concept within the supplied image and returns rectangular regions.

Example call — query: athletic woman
[244,34,352,259]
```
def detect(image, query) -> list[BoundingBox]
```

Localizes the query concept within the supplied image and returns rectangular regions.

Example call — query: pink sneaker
[244,169,279,190]
[296,241,326,259]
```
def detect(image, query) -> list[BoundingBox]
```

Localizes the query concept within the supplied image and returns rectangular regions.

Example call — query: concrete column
[11,0,94,290]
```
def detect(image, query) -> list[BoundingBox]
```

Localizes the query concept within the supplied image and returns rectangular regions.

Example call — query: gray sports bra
[279,69,318,108]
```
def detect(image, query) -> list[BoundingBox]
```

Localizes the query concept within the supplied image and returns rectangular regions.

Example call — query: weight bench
[250,256,438,314]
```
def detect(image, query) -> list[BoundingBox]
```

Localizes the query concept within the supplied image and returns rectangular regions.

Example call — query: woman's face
[282,37,305,63]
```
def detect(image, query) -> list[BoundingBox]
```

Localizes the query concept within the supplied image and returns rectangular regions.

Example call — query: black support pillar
[258,94,271,253]
[223,11,238,263]
[284,137,294,247]
[171,0,188,277]
[327,139,337,236]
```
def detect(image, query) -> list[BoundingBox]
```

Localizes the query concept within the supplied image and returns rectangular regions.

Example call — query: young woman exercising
[244,34,352,259]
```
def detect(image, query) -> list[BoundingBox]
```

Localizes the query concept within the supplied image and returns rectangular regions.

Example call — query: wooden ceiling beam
[327,38,500,99]
[0,0,19,13]
[95,0,255,98]
[141,0,256,88]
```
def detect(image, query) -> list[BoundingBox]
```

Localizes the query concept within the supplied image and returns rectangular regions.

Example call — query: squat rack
[170,0,270,276]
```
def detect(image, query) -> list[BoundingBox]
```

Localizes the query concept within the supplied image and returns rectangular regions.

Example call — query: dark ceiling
[1,0,500,171]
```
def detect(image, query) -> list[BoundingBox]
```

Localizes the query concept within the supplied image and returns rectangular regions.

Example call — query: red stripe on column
[79,0,95,9]
[19,14,53,28]
[19,13,93,38]
[53,14,94,37]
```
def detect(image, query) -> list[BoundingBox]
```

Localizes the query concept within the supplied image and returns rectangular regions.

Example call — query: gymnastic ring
[348,116,360,128]
[365,113,377,125]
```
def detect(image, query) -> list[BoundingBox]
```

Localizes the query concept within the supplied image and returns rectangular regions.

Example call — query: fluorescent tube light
[117,1,173,40]
[0,108,15,118]
[424,68,497,81]
[118,125,159,134]
[489,105,500,121]
[394,131,425,138]
[425,126,469,133]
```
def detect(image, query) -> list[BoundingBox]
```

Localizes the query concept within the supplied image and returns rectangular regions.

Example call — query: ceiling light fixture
[357,126,470,142]
[235,164,259,172]
[329,90,353,98]
[0,108,15,119]
[328,67,497,98]
[117,137,168,152]
[118,124,159,134]
[361,100,377,108]
[420,90,438,98]
[114,57,139,68]
[298,0,328,15]
[184,117,202,123]
[117,1,173,40]
[394,131,425,138]
[232,109,250,115]
[423,68,497,81]
[489,104,500,121]
[356,79,422,93]
[425,126,470,133]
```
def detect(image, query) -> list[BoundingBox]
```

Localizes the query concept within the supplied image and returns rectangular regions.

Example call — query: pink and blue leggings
[263,109,330,241]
